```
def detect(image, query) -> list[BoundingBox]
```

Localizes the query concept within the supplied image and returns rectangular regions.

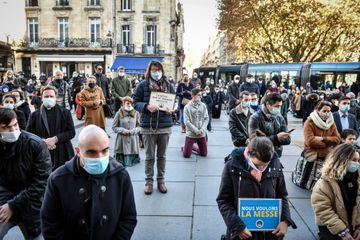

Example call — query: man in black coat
[248,93,291,157]
[228,75,241,110]
[229,91,252,147]
[41,125,137,239]
[94,64,111,101]
[27,85,75,170]
[0,108,51,239]
[239,74,260,96]
[333,96,359,135]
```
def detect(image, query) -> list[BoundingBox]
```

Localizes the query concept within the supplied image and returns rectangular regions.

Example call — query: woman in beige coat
[80,76,106,129]
[311,144,360,240]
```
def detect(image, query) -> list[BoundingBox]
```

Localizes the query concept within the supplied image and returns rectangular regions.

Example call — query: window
[58,18,69,43]
[28,0,38,6]
[88,0,100,6]
[121,0,131,11]
[89,18,101,46]
[121,25,131,46]
[146,25,156,46]
[57,0,69,6]
[28,18,39,44]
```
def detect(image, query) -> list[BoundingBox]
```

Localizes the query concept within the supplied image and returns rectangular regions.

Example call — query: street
[72,112,317,240]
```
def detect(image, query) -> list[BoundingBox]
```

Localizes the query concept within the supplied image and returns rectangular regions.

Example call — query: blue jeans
[180,108,185,128]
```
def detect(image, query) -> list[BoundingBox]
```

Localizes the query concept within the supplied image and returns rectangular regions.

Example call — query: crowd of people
[0,61,360,240]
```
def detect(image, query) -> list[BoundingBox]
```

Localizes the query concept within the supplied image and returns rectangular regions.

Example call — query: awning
[111,56,163,74]
[37,54,104,62]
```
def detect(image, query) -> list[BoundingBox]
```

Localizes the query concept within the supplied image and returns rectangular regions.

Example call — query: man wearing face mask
[111,66,132,112]
[228,75,241,110]
[347,92,360,122]
[49,70,71,109]
[248,93,291,157]
[239,74,260,96]
[190,72,201,88]
[333,96,359,136]
[0,108,51,239]
[27,86,75,170]
[41,125,137,239]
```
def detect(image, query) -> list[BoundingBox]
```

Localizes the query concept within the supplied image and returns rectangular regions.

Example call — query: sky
[0,0,26,43]
[179,0,218,72]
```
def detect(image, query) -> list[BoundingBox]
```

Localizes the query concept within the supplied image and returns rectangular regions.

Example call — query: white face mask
[124,105,133,111]
[151,71,162,81]
[118,72,125,77]
[234,79,240,84]
[248,157,269,173]
[3,103,14,110]
[0,128,21,143]
[43,98,57,109]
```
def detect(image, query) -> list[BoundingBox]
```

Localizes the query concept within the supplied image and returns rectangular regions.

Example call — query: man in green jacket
[111,66,132,111]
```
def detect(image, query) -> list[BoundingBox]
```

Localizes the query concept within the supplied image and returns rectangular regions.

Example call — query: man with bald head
[41,125,137,239]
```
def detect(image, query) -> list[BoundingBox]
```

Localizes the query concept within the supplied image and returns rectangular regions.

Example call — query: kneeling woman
[217,131,296,240]
[311,144,360,240]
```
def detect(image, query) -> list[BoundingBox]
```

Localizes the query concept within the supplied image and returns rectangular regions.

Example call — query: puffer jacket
[133,78,175,129]
[184,100,209,138]
[248,106,290,156]
[0,130,52,237]
[217,148,297,240]
[311,174,360,235]
[228,106,251,147]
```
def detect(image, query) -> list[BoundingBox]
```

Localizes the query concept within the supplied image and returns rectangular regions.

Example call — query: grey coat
[112,109,140,155]
[184,100,209,138]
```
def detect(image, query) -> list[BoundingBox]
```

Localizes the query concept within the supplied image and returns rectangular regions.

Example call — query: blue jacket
[133,78,175,129]
[201,94,213,113]
[176,82,193,109]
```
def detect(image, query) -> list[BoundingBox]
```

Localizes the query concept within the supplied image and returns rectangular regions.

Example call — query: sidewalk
[72,112,316,240]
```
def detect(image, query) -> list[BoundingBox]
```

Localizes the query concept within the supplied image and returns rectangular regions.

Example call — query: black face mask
[88,83,96,89]
[55,78,62,83]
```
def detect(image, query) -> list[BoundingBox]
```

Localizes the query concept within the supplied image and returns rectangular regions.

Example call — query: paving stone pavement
[72,112,317,240]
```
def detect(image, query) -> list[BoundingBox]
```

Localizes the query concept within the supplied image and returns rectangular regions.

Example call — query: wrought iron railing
[55,0,69,6]
[142,44,160,54]
[25,0,39,7]
[117,44,135,54]
[22,37,112,48]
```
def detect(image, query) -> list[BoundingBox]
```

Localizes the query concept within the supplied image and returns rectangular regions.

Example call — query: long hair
[321,144,357,181]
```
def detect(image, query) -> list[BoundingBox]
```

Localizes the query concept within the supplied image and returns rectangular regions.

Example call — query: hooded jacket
[217,148,296,240]
[41,156,137,240]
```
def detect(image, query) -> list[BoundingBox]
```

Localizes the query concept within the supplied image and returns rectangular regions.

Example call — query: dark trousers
[114,98,122,112]
[207,113,212,131]
[318,226,342,240]
[183,136,207,158]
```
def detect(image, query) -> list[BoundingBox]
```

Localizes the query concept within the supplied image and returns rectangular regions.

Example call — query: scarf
[309,111,334,130]
[119,108,136,118]
[149,79,169,93]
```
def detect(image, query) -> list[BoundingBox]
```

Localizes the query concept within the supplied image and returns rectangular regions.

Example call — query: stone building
[15,0,114,78]
[111,0,185,81]
[0,41,15,80]
[14,0,184,80]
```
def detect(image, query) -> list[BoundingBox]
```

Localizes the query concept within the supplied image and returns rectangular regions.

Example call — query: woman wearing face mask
[1,94,27,130]
[80,76,106,129]
[217,130,297,240]
[176,74,193,133]
[112,96,141,167]
[293,101,341,190]
[11,90,31,122]
[133,61,175,195]
[311,144,360,240]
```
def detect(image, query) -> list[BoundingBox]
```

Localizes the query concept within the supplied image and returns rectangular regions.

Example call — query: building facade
[0,41,15,80]
[15,0,114,78]
[14,0,184,80]
[112,0,185,81]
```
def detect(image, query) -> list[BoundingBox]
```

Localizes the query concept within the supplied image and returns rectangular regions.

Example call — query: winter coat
[302,93,319,123]
[95,73,111,100]
[239,82,260,96]
[311,174,360,235]
[176,82,193,109]
[333,111,359,135]
[133,78,175,129]
[184,100,209,138]
[112,109,140,155]
[228,82,241,110]
[0,131,51,238]
[201,94,213,113]
[303,118,340,158]
[349,101,360,122]
[16,101,31,122]
[26,105,75,169]
[229,106,251,147]
[248,106,290,157]
[49,80,71,109]
[217,148,296,240]
[15,109,26,130]
[80,86,106,129]
[41,156,137,240]
[110,76,132,99]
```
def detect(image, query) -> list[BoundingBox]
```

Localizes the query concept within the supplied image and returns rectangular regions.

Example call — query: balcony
[23,38,112,49]
[117,44,134,54]
[53,0,72,10]
[142,44,160,54]
[84,0,103,11]
[25,0,41,11]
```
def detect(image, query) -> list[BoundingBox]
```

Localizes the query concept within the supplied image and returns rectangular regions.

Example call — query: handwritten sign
[238,198,281,231]
[149,92,176,111]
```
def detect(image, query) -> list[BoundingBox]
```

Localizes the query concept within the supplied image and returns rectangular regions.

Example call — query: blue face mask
[151,71,162,81]
[270,107,281,115]
[347,161,360,173]
[242,102,250,108]
[82,155,109,175]
[340,105,349,113]
[250,102,258,107]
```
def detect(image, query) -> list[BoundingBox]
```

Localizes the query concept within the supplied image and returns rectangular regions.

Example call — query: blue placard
[238,198,281,231]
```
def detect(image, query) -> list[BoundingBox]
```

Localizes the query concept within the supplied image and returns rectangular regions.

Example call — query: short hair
[249,92,258,97]
[191,88,202,96]
[0,108,17,125]
[263,93,282,105]
[54,69,63,75]
[42,85,58,96]
[341,129,358,139]
[122,96,133,103]
[239,91,250,99]
[247,130,275,163]
[338,96,350,103]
